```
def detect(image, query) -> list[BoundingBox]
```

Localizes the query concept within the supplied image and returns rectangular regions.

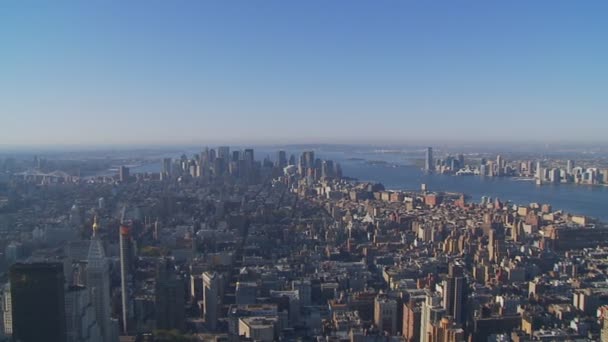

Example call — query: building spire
[92,215,99,236]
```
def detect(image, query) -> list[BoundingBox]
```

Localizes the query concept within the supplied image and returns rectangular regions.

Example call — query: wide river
[132,148,608,222]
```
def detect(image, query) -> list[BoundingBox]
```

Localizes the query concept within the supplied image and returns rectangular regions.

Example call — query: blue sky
[1,1,607,146]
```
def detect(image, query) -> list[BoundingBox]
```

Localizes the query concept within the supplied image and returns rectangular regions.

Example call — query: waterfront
[342,162,608,222]
[130,147,608,222]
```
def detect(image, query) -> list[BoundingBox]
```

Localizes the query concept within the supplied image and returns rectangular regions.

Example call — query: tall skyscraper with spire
[87,216,113,342]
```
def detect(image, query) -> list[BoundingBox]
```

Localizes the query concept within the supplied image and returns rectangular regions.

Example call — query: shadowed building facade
[10,262,67,342]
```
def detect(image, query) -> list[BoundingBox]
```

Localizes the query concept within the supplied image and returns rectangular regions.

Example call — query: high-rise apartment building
[374,294,398,335]
[443,263,466,324]
[403,299,423,342]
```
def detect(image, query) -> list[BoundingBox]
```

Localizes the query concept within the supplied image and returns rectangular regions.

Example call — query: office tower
[374,295,398,335]
[442,264,466,324]
[321,160,334,179]
[335,163,343,179]
[119,224,132,335]
[292,280,311,306]
[425,147,433,173]
[302,151,315,169]
[10,262,67,342]
[298,154,306,175]
[567,160,574,175]
[232,150,241,162]
[217,146,230,162]
[161,158,172,178]
[420,292,444,342]
[457,154,465,169]
[525,160,533,176]
[203,272,221,331]
[208,149,216,164]
[235,281,258,305]
[87,217,112,341]
[179,154,188,172]
[1,283,12,336]
[496,155,504,168]
[288,154,296,166]
[213,157,226,176]
[276,150,287,168]
[119,166,130,182]
[65,285,102,342]
[269,290,300,327]
[549,168,561,184]
[199,148,208,170]
[496,155,504,176]
[536,161,542,180]
[155,259,185,331]
[243,149,254,164]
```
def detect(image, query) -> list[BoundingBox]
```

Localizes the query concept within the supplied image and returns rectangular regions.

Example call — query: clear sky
[1,1,607,147]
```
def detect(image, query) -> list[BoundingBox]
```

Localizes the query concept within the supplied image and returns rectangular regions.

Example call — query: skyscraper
[321,160,334,179]
[243,149,254,164]
[87,216,112,341]
[496,155,504,176]
[155,259,185,331]
[119,224,132,335]
[302,151,315,169]
[567,160,574,175]
[536,161,542,180]
[217,146,230,171]
[217,146,230,161]
[10,262,67,342]
[161,158,172,179]
[202,272,222,331]
[119,166,130,182]
[276,150,287,169]
[425,147,433,173]
[65,285,102,342]
[442,263,466,324]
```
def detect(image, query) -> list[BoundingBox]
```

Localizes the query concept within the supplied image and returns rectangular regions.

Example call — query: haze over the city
[1,1,607,146]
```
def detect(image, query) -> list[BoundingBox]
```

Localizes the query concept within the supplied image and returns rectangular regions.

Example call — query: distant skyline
[1,1,607,146]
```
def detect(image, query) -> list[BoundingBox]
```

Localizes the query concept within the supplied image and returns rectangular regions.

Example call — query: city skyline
[2,1,608,146]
